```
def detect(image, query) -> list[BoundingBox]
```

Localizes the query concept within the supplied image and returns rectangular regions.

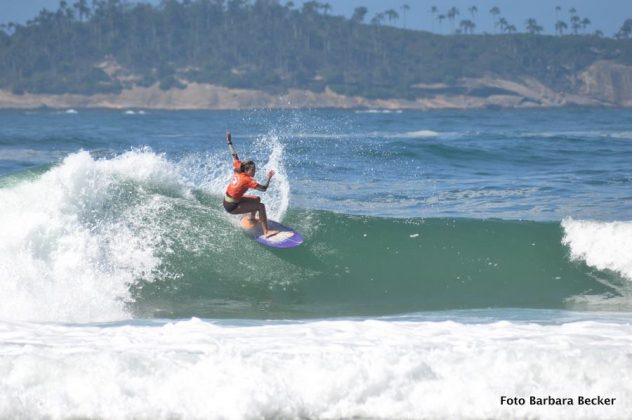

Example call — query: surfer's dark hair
[240,160,255,173]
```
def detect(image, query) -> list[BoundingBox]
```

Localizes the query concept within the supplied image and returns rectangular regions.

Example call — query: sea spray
[0,150,187,322]
[254,132,290,221]
[175,151,228,195]
[562,218,632,282]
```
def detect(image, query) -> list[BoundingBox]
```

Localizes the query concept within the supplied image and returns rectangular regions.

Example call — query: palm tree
[459,19,476,34]
[468,5,478,20]
[430,6,438,32]
[351,6,368,23]
[384,9,399,26]
[506,24,517,34]
[555,20,568,35]
[73,0,91,22]
[581,18,591,33]
[569,6,577,31]
[616,19,632,39]
[57,0,76,21]
[555,5,561,21]
[437,14,446,34]
[400,4,410,28]
[489,6,501,33]
[525,18,543,35]
[321,2,331,16]
[570,15,581,34]
[302,1,320,14]
[447,7,459,33]
[371,12,385,26]
[498,17,508,33]
[594,29,604,38]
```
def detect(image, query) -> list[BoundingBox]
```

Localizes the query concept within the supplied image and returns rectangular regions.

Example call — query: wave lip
[0,149,188,322]
[562,217,632,283]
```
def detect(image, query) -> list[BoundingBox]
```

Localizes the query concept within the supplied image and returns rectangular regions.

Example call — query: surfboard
[240,217,304,248]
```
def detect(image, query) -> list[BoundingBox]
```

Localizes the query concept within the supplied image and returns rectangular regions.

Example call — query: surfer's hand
[267,170,275,179]
[226,130,232,144]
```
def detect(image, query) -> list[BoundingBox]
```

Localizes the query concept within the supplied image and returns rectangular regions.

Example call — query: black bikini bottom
[223,199,239,213]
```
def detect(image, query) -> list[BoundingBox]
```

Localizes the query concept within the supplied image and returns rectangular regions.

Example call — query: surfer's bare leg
[249,196,259,222]
[231,198,279,237]
[256,203,279,237]
[236,195,259,222]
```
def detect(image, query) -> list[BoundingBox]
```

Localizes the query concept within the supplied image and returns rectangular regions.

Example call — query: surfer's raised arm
[226,130,239,162]
[255,170,275,192]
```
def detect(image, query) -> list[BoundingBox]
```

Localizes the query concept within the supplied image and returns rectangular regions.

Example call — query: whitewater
[1,108,631,419]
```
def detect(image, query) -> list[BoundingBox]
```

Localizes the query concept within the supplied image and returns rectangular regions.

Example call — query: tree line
[0,0,631,99]
[365,4,627,38]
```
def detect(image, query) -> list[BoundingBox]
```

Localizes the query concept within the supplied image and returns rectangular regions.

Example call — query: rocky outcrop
[0,60,631,110]
[578,60,632,106]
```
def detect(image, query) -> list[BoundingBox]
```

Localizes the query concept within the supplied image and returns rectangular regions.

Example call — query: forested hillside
[1,0,631,100]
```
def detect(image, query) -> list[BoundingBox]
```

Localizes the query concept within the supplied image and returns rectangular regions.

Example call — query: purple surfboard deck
[240,218,304,249]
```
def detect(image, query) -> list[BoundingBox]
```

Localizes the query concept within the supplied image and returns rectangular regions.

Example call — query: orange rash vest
[226,160,258,200]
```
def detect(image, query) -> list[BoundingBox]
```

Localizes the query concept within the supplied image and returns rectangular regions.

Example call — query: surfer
[223,130,279,238]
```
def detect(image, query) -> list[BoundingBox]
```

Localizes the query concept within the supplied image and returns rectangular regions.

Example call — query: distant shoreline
[0,92,627,110]
[0,87,626,111]
[1,61,631,111]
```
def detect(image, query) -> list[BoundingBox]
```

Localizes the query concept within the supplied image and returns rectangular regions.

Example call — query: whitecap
[562,217,632,282]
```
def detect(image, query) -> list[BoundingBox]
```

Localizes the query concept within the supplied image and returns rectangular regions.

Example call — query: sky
[1,0,631,36]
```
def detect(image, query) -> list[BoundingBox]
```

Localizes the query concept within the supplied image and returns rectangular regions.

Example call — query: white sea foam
[516,130,632,141]
[354,109,403,114]
[609,131,632,140]
[394,130,440,139]
[562,218,632,282]
[0,317,629,419]
[0,149,188,322]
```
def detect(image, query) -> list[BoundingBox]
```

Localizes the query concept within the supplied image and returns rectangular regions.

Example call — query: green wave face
[136,206,620,319]
[0,151,624,322]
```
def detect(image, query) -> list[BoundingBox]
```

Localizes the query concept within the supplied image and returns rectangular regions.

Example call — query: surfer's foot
[263,229,280,238]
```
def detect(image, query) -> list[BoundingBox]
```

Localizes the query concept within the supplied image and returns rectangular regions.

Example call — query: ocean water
[0,107,631,418]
